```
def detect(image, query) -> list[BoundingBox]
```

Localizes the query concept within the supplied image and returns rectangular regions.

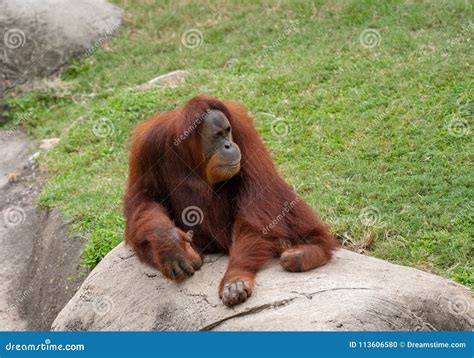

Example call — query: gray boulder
[0,0,122,94]
[52,242,473,331]
[135,70,190,91]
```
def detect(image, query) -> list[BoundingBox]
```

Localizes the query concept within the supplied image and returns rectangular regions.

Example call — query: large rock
[52,242,473,331]
[0,131,87,330]
[0,0,122,94]
[135,70,190,91]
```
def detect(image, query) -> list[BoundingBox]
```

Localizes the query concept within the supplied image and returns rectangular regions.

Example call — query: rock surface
[0,131,32,330]
[0,130,86,330]
[53,242,473,331]
[135,70,190,91]
[0,0,122,94]
[39,137,60,151]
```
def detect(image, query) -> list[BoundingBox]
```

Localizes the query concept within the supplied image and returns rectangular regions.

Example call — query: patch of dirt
[18,210,88,330]
[0,130,87,330]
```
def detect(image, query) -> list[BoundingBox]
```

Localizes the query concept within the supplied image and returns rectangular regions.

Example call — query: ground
[0,132,86,329]
[0,132,31,330]
[2,0,473,287]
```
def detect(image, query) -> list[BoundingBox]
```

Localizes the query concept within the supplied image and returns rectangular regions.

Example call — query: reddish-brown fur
[124,95,339,305]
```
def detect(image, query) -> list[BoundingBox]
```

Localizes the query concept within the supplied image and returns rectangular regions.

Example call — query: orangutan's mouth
[222,162,240,170]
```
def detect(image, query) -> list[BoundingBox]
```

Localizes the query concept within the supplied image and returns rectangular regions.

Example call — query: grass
[3,0,473,287]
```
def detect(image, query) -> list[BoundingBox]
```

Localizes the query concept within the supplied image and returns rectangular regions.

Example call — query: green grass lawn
[4,0,473,287]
